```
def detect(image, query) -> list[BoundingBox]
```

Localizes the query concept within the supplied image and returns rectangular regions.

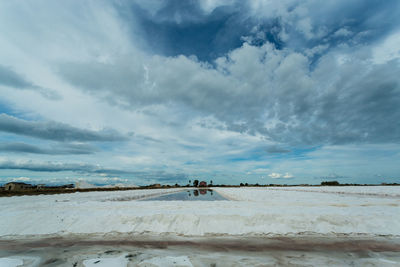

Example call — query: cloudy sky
[0,0,399,186]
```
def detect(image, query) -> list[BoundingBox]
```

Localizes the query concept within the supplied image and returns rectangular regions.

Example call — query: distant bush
[321,181,340,186]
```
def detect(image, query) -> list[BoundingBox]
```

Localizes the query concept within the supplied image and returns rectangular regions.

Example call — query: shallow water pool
[142,189,228,201]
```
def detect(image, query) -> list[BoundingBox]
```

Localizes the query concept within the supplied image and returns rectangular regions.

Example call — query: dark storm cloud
[0,160,128,175]
[314,173,349,180]
[263,59,400,145]
[0,65,33,88]
[118,0,256,61]
[0,142,98,155]
[59,45,400,146]
[283,1,400,42]
[57,0,400,147]
[0,65,61,100]
[0,114,128,142]
[265,146,291,154]
[118,0,400,62]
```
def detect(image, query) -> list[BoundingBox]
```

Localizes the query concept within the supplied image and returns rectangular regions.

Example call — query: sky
[0,0,399,186]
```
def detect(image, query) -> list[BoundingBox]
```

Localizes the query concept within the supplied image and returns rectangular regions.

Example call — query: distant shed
[198,181,207,187]
[4,182,34,191]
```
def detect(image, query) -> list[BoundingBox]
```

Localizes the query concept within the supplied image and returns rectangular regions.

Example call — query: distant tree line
[320,181,340,186]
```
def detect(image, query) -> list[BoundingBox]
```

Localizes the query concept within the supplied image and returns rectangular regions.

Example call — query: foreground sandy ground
[0,186,399,266]
[1,234,400,266]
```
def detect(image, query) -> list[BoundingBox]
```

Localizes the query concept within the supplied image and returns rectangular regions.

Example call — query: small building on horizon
[198,181,207,187]
[4,182,34,191]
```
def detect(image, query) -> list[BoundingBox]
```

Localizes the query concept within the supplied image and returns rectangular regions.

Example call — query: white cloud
[333,28,352,37]
[372,31,400,64]
[283,173,294,179]
[11,177,31,182]
[268,172,281,179]
[268,172,294,179]
[304,44,329,57]
[199,0,236,13]
[297,18,314,39]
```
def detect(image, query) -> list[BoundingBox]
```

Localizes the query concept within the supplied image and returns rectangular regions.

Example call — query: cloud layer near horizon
[0,0,399,185]
[0,114,127,142]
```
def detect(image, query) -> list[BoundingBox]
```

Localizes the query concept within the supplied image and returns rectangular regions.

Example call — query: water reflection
[143,189,227,201]
[190,189,213,197]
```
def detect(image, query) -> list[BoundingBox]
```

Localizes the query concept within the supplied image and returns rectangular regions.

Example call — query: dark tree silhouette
[321,181,340,186]
[193,180,199,187]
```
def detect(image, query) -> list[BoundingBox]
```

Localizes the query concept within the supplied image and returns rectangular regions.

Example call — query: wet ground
[1,234,399,266]
[142,189,228,201]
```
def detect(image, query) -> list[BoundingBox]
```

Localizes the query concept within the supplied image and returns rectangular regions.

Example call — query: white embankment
[0,187,399,237]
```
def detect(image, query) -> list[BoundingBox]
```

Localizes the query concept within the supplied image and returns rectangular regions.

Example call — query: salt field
[0,186,399,266]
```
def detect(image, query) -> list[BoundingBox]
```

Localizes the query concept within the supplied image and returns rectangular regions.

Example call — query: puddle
[142,189,228,201]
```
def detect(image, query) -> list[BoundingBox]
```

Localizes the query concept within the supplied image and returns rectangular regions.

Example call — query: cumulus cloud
[333,28,352,37]
[3,1,400,148]
[0,114,128,142]
[268,172,281,179]
[124,0,400,60]
[283,173,294,179]
[59,41,400,145]
[268,172,294,179]
[10,176,31,182]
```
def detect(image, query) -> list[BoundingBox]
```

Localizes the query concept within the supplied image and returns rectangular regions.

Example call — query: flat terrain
[1,234,400,266]
[1,186,399,266]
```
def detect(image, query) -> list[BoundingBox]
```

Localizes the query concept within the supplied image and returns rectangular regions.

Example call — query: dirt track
[2,234,400,253]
